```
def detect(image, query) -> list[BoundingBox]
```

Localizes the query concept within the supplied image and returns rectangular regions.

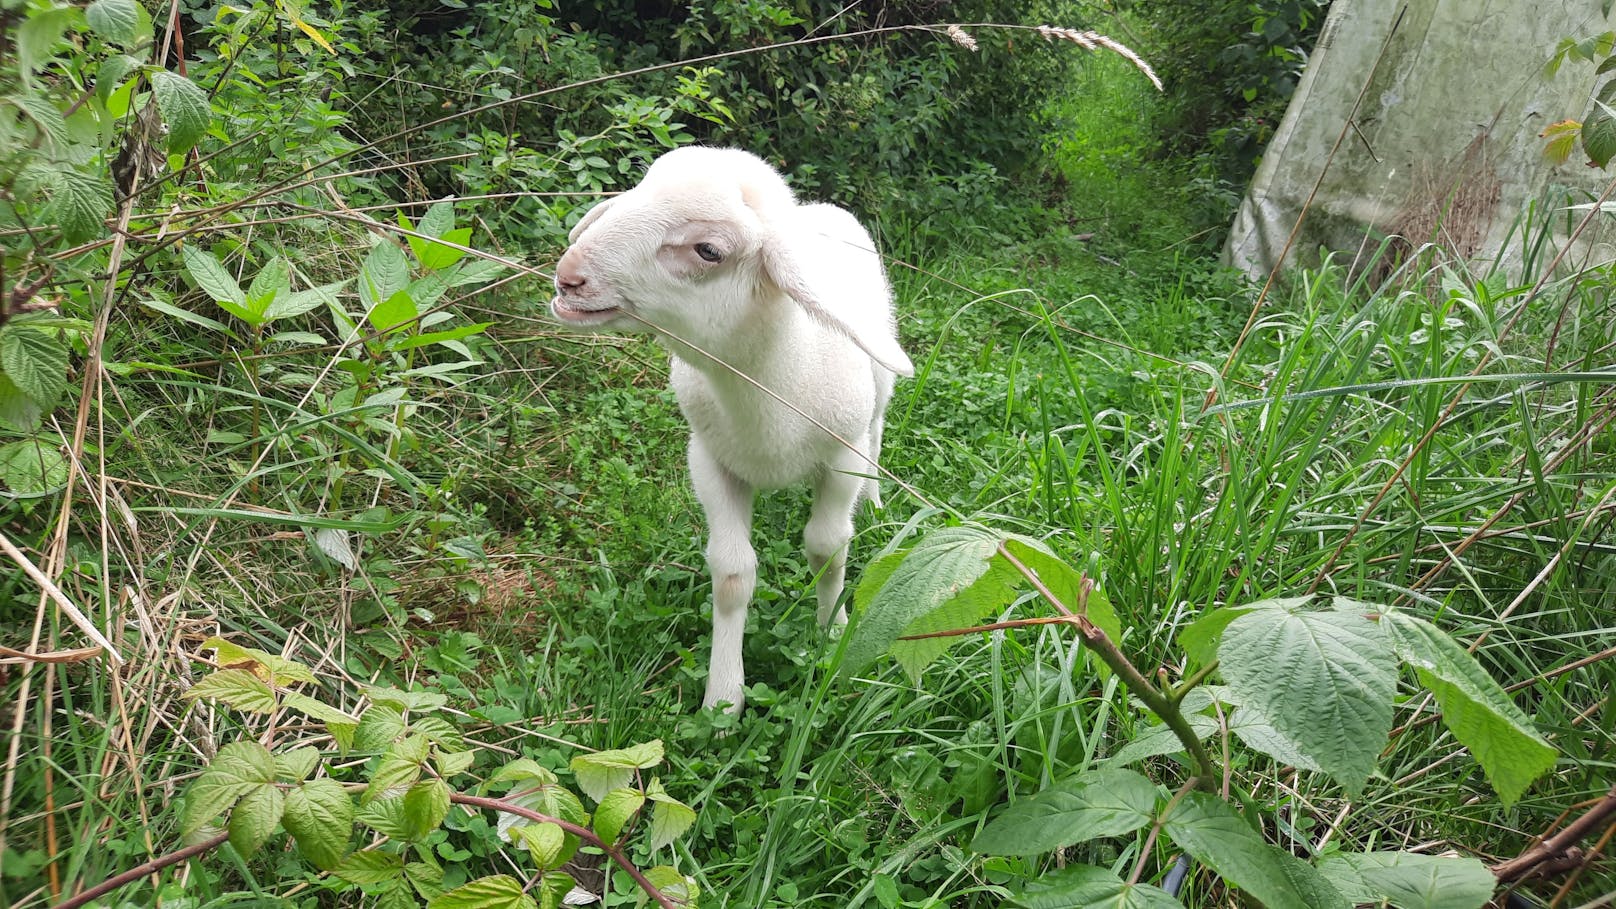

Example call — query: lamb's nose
[555,250,587,292]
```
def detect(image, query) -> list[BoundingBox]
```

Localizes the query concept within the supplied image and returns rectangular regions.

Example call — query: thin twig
[55,832,229,909]
[0,530,124,664]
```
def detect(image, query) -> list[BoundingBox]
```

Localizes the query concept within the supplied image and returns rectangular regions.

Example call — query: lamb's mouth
[550,296,623,325]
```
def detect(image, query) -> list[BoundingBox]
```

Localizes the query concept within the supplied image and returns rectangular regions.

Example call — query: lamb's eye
[694,242,724,263]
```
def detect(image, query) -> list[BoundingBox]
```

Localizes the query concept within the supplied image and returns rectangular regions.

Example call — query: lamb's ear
[760,223,915,377]
[567,196,617,244]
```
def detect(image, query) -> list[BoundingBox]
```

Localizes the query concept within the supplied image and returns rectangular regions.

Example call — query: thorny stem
[56,832,229,909]
[1492,782,1616,883]
[994,544,1219,787]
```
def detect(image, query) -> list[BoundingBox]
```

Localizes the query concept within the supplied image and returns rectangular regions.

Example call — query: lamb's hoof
[818,607,850,639]
[701,689,745,717]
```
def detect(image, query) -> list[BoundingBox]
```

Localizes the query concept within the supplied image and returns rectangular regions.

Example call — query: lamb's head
[550,146,913,376]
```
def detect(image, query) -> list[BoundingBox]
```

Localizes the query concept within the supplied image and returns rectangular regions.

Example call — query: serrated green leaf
[15,94,69,149]
[0,326,69,412]
[407,859,446,899]
[182,245,246,308]
[1106,715,1218,768]
[417,200,456,239]
[364,685,447,712]
[512,822,567,869]
[1382,612,1556,806]
[276,747,321,783]
[841,525,1013,679]
[1163,792,1345,909]
[638,866,698,908]
[411,227,473,271]
[593,787,645,845]
[495,784,589,849]
[17,7,79,86]
[182,668,277,713]
[0,439,69,495]
[491,758,558,787]
[971,768,1157,856]
[1228,706,1322,772]
[366,743,427,804]
[571,741,663,803]
[283,778,353,870]
[0,374,45,432]
[1218,602,1395,794]
[536,871,576,909]
[355,703,407,752]
[367,289,417,335]
[228,783,284,858]
[428,874,537,909]
[1008,864,1184,908]
[246,257,291,320]
[332,849,404,884]
[360,240,412,315]
[403,779,452,839]
[1585,82,1616,167]
[356,795,412,839]
[387,321,493,353]
[282,690,357,726]
[444,257,509,288]
[182,777,254,838]
[149,70,212,153]
[436,748,475,778]
[413,715,465,752]
[86,0,139,43]
[267,281,344,321]
[96,54,145,104]
[45,167,112,244]
[853,549,906,613]
[1316,851,1493,909]
[645,784,695,851]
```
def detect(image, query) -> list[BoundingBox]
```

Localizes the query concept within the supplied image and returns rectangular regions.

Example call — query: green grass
[5,45,1615,909]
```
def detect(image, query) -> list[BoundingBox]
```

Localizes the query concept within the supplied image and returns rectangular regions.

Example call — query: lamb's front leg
[805,442,869,630]
[689,435,756,714]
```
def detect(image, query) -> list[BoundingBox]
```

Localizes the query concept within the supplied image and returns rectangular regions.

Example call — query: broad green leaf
[402,779,452,839]
[246,257,291,320]
[0,326,68,411]
[182,775,255,838]
[86,0,140,43]
[1180,598,1305,667]
[853,549,907,613]
[356,794,411,840]
[387,321,493,353]
[1316,851,1494,909]
[96,54,145,104]
[17,7,79,86]
[1218,602,1395,794]
[355,703,407,752]
[1382,611,1556,806]
[512,822,567,869]
[267,281,344,321]
[571,740,663,803]
[1585,81,1616,167]
[45,167,112,244]
[368,289,418,335]
[0,374,45,432]
[365,737,428,804]
[495,784,589,846]
[276,747,321,783]
[841,525,1013,679]
[182,668,277,713]
[333,849,405,885]
[364,685,448,712]
[491,758,558,788]
[182,245,246,308]
[15,94,69,149]
[639,866,699,908]
[1542,119,1581,166]
[971,768,1157,855]
[281,691,356,726]
[360,240,412,315]
[536,871,577,909]
[412,226,473,271]
[1164,792,1345,909]
[436,747,475,778]
[412,715,465,752]
[0,440,69,494]
[645,779,695,851]
[1228,707,1321,772]
[149,70,211,153]
[428,874,536,909]
[283,778,353,870]
[228,783,284,858]
[1008,864,1183,908]
[1106,715,1219,768]
[444,257,509,287]
[416,200,457,240]
[592,787,646,844]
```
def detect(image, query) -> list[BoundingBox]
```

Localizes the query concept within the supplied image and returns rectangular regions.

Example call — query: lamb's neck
[663,305,811,399]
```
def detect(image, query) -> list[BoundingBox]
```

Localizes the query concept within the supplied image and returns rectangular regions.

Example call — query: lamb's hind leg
[805,443,869,630]
[689,435,755,714]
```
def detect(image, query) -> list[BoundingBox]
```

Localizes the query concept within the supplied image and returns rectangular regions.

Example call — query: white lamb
[549,146,913,713]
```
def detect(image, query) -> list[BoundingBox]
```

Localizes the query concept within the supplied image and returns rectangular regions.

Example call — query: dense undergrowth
[3,1,1615,907]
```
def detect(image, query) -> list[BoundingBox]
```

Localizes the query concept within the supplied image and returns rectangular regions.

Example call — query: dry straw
[1035,25,1163,91]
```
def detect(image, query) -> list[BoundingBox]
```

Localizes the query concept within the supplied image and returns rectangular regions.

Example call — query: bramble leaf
[971,768,1157,855]
[645,779,696,851]
[283,778,353,870]
[149,70,212,153]
[182,668,277,714]
[1316,850,1494,909]
[427,874,536,909]
[592,787,646,845]
[1162,792,1346,909]
[228,783,284,858]
[86,0,140,44]
[1382,611,1556,806]
[571,740,662,803]
[1218,598,1395,794]
[1008,864,1184,908]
